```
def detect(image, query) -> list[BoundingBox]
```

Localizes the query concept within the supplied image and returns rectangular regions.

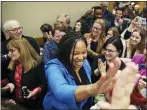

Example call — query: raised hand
[84,33,92,50]
[92,57,121,96]
[47,31,54,40]
[92,62,140,109]
[98,59,106,77]
[111,62,139,109]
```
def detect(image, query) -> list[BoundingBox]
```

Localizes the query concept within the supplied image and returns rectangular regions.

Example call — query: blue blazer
[43,58,92,109]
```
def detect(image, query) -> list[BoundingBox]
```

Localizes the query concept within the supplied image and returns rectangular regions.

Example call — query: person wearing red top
[3,38,47,109]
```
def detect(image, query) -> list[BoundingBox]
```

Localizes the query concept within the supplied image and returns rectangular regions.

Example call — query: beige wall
[2,2,100,38]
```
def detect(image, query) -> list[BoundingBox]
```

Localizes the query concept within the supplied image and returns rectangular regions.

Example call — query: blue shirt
[43,58,92,109]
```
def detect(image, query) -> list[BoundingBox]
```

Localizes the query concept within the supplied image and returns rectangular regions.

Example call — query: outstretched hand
[91,62,140,109]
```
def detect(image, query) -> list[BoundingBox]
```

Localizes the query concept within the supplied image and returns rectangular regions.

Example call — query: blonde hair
[7,38,41,73]
[92,20,106,54]
[94,19,105,27]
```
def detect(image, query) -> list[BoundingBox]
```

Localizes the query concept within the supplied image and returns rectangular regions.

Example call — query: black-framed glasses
[7,27,23,33]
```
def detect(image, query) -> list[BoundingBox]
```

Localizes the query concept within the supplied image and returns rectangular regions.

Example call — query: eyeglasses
[92,26,102,31]
[104,49,117,53]
[7,27,23,33]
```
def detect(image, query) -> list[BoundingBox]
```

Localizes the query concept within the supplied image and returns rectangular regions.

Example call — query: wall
[2,2,100,38]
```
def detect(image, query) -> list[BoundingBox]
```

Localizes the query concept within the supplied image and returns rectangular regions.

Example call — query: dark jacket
[112,19,129,34]
[91,55,126,83]
[123,29,131,40]
[8,62,47,109]
[103,9,115,27]
[66,26,73,33]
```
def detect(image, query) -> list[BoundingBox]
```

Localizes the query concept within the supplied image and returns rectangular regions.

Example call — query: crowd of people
[1,2,147,110]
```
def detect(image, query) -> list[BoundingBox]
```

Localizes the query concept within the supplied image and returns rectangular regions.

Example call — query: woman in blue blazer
[43,32,122,110]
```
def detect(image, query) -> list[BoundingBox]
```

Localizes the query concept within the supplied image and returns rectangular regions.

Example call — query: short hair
[56,14,70,25]
[40,23,53,34]
[7,38,41,73]
[3,20,20,32]
[103,36,123,57]
[94,6,103,12]
[57,32,87,66]
[115,7,123,12]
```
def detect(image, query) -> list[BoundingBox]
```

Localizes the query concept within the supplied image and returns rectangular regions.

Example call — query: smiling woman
[126,28,146,58]
[4,38,47,109]
[91,36,126,83]
[43,32,126,110]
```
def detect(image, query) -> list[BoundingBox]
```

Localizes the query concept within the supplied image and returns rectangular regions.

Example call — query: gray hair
[56,14,70,25]
[3,20,20,32]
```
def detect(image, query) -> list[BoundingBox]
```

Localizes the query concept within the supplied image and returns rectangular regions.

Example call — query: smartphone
[138,16,146,26]
[22,86,29,96]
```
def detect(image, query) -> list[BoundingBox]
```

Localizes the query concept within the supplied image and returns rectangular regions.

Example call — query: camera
[22,86,29,96]
[2,54,10,60]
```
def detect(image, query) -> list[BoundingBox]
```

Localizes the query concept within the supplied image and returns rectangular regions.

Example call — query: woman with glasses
[43,32,139,109]
[1,20,40,99]
[84,20,106,66]
[3,38,46,109]
[91,36,126,104]
[91,36,125,83]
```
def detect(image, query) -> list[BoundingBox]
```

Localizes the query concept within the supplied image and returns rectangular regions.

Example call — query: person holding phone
[4,38,47,109]
[40,23,54,56]
[121,16,144,40]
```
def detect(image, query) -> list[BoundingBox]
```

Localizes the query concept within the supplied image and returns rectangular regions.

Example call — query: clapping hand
[92,57,121,96]
[98,59,106,77]
[91,61,140,109]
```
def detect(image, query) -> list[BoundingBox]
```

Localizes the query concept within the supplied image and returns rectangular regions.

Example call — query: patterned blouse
[43,40,58,64]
